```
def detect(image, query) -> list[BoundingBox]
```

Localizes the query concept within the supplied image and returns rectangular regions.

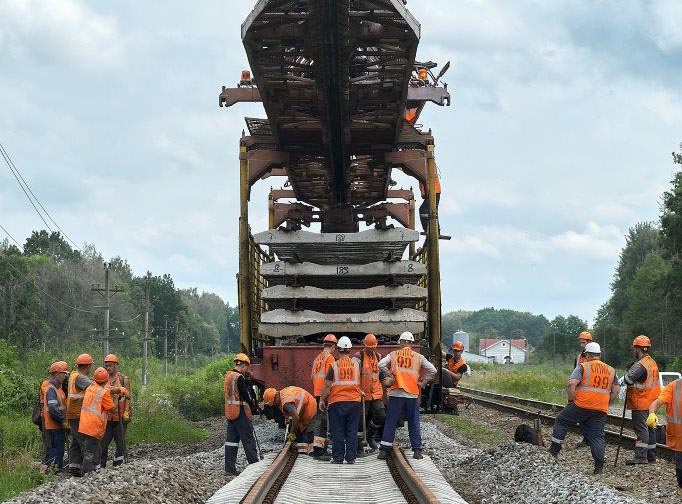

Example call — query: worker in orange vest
[40,361,69,473]
[263,386,318,454]
[100,354,132,468]
[353,333,386,451]
[574,331,593,449]
[549,342,619,474]
[65,353,94,475]
[647,378,682,498]
[623,335,660,465]
[224,353,259,475]
[445,340,468,387]
[574,331,593,368]
[377,331,436,461]
[319,336,362,464]
[309,333,337,460]
[79,367,120,475]
[418,173,441,233]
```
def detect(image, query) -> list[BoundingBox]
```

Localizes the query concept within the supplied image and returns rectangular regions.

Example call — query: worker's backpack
[31,392,43,428]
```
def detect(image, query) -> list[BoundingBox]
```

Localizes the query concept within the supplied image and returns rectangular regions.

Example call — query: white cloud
[0,0,123,67]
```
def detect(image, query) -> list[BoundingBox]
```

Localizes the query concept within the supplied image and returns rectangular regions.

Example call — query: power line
[0,141,80,250]
[0,145,53,232]
[0,223,22,249]
[111,313,143,324]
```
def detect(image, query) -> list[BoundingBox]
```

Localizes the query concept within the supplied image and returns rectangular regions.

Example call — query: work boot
[413,449,423,460]
[625,458,648,465]
[593,464,604,475]
[377,449,388,460]
[331,459,343,464]
[549,442,561,459]
[367,438,378,451]
[313,452,331,462]
[346,459,355,464]
[225,468,240,476]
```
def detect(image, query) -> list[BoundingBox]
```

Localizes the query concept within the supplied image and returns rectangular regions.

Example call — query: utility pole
[91,262,124,355]
[174,320,179,374]
[160,316,170,376]
[142,286,151,388]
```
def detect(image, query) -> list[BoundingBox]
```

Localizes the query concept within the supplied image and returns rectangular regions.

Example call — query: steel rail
[240,441,298,504]
[461,389,675,462]
[459,387,635,431]
[386,445,442,504]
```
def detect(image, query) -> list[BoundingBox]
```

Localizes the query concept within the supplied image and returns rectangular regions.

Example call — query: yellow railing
[248,233,270,344]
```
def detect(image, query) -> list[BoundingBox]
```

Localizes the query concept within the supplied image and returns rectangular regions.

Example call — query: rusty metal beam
[385,149,431,185]
[219,86,262,108]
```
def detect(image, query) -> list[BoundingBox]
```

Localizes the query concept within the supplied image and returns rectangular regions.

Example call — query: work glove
[123,410,131,423]
[286,432,297,443]
[318,399,327,412]
[646,413,658,429]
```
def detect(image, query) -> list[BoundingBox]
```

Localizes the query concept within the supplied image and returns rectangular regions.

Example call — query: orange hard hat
[363,333,378,348]
[633,335,651,348]
[234,353,251,365]
[76,353,94,366]
[104,354,119,364]
[49,361,68,374]
[263,388,277,406]
[418,67,428,80]
[452,341,465,351]
[93,367,109,384]
[578,331,593,342]
[323,334,337,344]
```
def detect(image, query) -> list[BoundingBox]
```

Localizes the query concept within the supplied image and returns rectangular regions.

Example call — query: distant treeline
[0,231,239,358]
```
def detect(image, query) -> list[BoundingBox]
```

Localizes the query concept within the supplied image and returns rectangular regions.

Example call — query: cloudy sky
[1,0,681,323]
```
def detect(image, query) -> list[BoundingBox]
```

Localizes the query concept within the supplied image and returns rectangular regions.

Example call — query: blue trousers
[45,429,65,470]
[380,396,421,450]
[328,401,360,462]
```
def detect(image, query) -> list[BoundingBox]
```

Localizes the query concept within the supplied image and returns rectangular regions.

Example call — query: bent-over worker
[263,386,318,454]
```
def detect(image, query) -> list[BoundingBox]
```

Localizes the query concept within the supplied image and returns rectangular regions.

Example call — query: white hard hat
[337,336,352,350]
[585,342,601,354]
[399,331,415,342]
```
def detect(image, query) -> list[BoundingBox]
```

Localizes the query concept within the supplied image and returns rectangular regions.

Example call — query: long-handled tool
[614,389,628,467]
[359,396,371,455]
[118,396,129,464]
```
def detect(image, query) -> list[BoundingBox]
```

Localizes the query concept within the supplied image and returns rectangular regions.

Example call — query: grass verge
[126,394,207,445]
[0,454,47,501]
[435,414,504,445]
[465,364,573,404]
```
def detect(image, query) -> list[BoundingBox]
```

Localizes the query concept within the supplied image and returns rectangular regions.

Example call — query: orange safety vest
[311,351,335,397]
[574,360,615,414]
[279,386,318,429]
[389,347,421,395]
[358,351,383,400]
[66,371,87,420]
[79,383,113,440]
[224,370,252,421]
[665,379,682,451]
[42,380,66,430]
[329,356,361,404]
[107,372,131,422]
[626,355,660,411]
[419,177,442,198]
[447,357,467,386]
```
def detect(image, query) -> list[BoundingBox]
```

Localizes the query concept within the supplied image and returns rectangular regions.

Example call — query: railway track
[209,440,466,504]
[460,387,675,461]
